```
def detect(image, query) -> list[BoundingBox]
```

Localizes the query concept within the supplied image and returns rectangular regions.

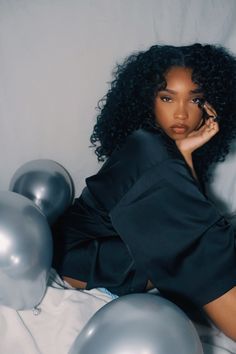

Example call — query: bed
[0,269,235,354]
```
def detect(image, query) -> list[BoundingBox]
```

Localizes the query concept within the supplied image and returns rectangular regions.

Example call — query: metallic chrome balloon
[9,159,74,224]
[69,293,203,354]
[0,191,53,310]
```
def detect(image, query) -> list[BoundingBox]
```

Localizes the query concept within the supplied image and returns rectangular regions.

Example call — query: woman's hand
[176,102,219,155]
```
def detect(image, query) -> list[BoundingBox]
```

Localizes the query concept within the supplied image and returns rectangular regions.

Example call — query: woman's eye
[160,96,172,102]
[191,97,203,104]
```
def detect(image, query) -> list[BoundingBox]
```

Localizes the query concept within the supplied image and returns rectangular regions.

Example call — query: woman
[53,43,236,340]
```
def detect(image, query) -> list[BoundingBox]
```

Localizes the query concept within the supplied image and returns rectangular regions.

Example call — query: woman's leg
[63,276,87,289]
[52,200,149,295]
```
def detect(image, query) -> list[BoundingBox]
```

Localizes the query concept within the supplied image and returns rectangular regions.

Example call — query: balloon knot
[32,306,42,316]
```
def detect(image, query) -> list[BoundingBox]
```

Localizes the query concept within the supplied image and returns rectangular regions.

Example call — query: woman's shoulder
[96,128,183,180]
[117,128,182,164]
[87,128,181,185]
[85,129,183,210]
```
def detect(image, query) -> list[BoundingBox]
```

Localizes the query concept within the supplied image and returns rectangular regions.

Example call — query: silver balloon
[69,293,203,354]
[9,159,74,224]
[0,191,53,310]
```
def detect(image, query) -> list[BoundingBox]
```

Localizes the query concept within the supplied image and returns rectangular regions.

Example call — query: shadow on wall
[206,139,236,228]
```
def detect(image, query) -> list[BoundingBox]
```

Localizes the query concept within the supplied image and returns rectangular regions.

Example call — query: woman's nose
[174,105,188,120]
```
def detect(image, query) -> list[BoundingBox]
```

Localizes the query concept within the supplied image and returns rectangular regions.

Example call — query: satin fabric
[53,129,236,307]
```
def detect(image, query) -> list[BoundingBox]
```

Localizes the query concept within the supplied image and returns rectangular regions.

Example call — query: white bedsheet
[0,269,235,354]
[0,270,112,354]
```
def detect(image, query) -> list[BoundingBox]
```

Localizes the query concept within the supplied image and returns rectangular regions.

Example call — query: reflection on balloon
[0,191,53,310]
[69,293,203,354]
[9,159,74,224]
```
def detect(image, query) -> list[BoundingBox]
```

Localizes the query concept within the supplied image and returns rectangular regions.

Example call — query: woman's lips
[170,124,189,134]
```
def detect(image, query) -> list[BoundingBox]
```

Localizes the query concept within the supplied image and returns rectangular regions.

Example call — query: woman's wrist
[175,140,193,155]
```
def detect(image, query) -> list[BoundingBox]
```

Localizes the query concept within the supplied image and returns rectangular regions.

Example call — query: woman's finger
[189,119,219,139]
[204,119,219,135]
[203,102,217,118]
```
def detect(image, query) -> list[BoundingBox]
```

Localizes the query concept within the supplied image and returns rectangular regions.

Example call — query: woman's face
[154,66,204,141]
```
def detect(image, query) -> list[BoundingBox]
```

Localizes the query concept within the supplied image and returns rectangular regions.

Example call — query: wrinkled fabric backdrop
[0,0,236,217]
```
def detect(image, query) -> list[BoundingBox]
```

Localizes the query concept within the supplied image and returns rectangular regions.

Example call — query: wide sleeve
[109,158,236,307]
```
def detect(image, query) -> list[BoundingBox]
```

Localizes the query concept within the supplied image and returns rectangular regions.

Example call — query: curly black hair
[90,43,236,182]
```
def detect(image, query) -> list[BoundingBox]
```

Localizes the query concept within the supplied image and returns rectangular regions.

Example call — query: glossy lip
[170,124,189,134]
[170,124,189,129]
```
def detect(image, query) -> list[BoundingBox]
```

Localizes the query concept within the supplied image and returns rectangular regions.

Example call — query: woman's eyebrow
[159,88,204,94]
[190,88,204,94]
[159,88,176,93]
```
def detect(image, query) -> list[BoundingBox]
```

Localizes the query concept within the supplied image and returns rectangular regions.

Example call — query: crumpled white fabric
[196,322,236,354]
[0,269,235,354]
[0,269,112,354]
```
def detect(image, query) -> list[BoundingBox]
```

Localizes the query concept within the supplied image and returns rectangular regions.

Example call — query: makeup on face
[154,67,205,140]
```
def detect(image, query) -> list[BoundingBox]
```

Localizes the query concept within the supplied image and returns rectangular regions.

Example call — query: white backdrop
[1,0,236,201]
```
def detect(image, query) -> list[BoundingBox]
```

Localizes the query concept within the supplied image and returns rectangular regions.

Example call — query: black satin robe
[53,128,236,307]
